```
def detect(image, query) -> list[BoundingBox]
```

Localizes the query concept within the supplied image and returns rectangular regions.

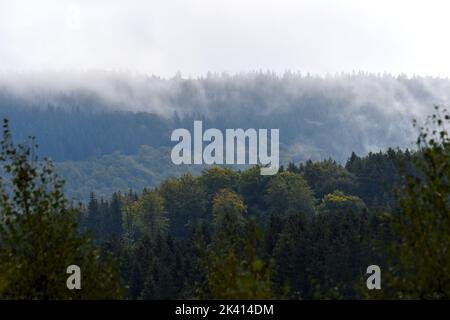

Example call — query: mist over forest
[1,71,449,200]
[2,0,450,304]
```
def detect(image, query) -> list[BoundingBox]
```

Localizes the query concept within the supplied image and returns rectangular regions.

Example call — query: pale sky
[1,0,450,77]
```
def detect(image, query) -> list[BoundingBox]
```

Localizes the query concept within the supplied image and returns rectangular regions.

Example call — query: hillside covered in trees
[0,71,449,299]
[2,72,450,200]
[0,106,449,299]
[77,147,415,299]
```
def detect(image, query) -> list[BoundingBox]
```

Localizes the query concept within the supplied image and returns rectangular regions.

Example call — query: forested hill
[1,71,449,200]
[2,71,449,162]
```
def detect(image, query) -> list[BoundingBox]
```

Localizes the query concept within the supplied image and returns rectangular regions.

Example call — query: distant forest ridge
[1,71,448,161]
[0,71,448,200]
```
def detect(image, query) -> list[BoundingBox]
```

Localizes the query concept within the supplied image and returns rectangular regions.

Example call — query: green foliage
[238,165,271,217]
[74,156,397,300]
[312,192,371,298]
[130,233,186,299]
[159,173,207,238]
[56,145,205,201]
[212,189,247,241]
[297,159,357,199]
[193,190,275,299]
[107,192,123,236]
[200,167,239,204]
[68,146,415,300]
[6,109,443,299]
[384,106,450,299]
[345,148,413,207]
[272,212,310,298]
[205,218,275,300]
[265,172,316,216]
[136,191,169,235]
[273,191,376,299]
[317,190,367,216]
[0,119,122,299]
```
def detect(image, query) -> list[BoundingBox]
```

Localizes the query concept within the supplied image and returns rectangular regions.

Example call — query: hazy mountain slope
[1,71,449,200]
[56,145,206,201]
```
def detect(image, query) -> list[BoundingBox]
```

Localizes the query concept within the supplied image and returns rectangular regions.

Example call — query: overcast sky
[1,0,450,78]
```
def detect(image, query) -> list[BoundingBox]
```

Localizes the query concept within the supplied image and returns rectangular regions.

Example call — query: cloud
[1,70,449,162]
[1,0,450,77]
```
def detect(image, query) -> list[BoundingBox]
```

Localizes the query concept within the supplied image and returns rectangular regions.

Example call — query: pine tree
[108,192,123,236]
[86,192,102,239]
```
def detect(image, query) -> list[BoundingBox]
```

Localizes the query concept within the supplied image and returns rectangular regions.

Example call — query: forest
[0,106,448,299]
[75,148,410,299]
[2,72,450,200]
